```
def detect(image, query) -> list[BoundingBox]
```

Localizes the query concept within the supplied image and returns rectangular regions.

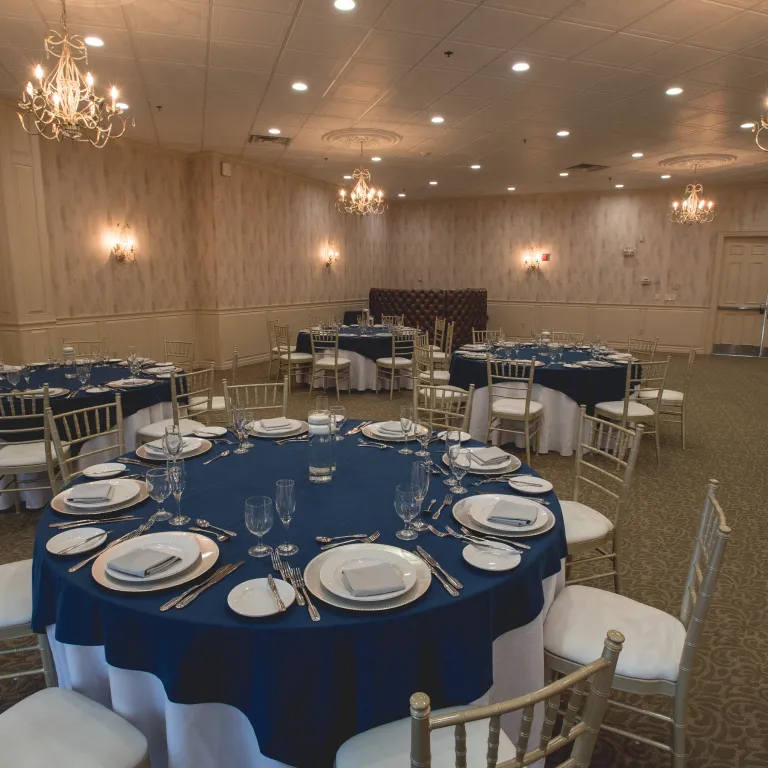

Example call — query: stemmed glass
[415,418,432,458]
[331,405,346,441]
[241,408,254,450]
[6,368,20,392]
[275,479,298,556]
[232,407,249,454]
[76,360,92,391]
[394,483,419,540]
[163,425,184,461]
[443,430,462,486]
[410,461,430,532]
[145,467,172,522]
[448,446,469,495]
[398,405,413,455]
[245,496,274,557]
[167,459,188,526]
[21,366,32,390]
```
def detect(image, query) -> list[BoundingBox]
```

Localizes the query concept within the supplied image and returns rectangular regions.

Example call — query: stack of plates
[247,418,308,438]
[304,543,431,612]
[442,448,522,475]
[363,422,428,442]
[52,478,147,516]
[137,437,211,461]
[453,494,555,538]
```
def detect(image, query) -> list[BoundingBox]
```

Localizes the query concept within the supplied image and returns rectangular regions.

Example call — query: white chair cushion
[491,397,543,417]
[428,344,441,352]
[432,351,448,360]
[188,395,226,414]
[635,388,684,404]
[280,352,313,362]
[560,500,613,546]
[335,705,516,768]
[273,345,296,353]
[0,559,32,629]
[418,370,451,383]
[136,418,206,440]
[0,441,69,471]
[594,400,654,419]
[315,357,352,368]
[544,585,686,682]
[376,357,412,367]
[0,687,149,768]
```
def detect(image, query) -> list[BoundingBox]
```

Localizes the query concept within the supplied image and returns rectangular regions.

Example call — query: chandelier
[669,167,715,225]
[752,111,768,151]
[17,0,131,148]
[337,143,386,216]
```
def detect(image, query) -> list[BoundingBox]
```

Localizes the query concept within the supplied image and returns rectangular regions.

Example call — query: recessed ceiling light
[268,128,281,135]
[398,192,406,197]
[116,102,129,110]
[661,174,671,179]
[431,116,444,124]
[292,82,308,91]
[665,86,683,96]
[429,181,438,185]
[371,156,381,162]
[84,36,104,47]
[512,62,530,72]
[632,152,643,158]
[556,130,569,137]
[615,184,624,188]
[334,0,356,9]
[741,122,755,129]
[507,187,516,191]
[470,164,481,170]
[559,172,569,177]
[343,175,352,179]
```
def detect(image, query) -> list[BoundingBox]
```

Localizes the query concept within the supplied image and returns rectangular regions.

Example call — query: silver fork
[320,531,380,550]
[291,566,320,622]
[432,492,453,520]
[271,551,305,606]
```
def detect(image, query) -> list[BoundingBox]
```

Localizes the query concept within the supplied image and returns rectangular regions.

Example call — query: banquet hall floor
[1,352,765,768]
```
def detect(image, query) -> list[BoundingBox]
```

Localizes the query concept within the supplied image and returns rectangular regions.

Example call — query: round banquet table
[0,363,173,509]
[32,422,566,768]
[295,326,414,392]
[450,344,629,456]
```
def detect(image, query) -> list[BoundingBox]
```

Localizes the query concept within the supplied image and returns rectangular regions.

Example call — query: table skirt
[298,350,413,393]
[44,567,562,768]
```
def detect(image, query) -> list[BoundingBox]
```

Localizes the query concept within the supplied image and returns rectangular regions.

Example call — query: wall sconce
[325,241,340,272]
[523,252,541,273]
[110,223,136,264]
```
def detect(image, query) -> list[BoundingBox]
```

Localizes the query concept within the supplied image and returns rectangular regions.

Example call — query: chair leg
[524,422,531,466]
[335,370,340,402]
[671,690,687,768]
[681,412,686,450]
[38,632,57,688]
[389,369,395,400]
[654,419,662,465]
[14,479,22,514]
[267,354,274,382]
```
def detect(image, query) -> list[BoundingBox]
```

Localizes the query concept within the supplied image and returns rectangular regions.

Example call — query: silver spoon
[189,526,228,542]
[195,519,237,537]
[203,449,230,465]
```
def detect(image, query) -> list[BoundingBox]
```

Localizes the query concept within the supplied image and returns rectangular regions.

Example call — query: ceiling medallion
[669,165,715,225]
[658,153,736,170]
[17,0,131,148]
[323,128,402,150]
[337,141,386,216]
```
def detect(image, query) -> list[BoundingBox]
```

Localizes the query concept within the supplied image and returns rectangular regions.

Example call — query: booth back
[368,289,487,347]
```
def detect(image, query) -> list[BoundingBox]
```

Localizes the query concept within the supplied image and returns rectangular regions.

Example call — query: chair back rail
[413,384,474,433]
[170,366,214,425]
[62,337,107,358]
[627,336,658,361]
[223,378,288,425]
[473,328,503,344]
[164,338,196,367]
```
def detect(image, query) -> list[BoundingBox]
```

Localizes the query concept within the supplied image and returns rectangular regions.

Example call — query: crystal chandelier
[337,143,386,215]
[669,167,715,225]
[752,111,768,151]
[17,0,131,148]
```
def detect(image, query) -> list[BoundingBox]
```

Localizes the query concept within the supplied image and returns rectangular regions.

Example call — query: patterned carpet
[1,353,765,767]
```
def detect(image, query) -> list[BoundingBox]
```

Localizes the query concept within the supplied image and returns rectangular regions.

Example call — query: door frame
[705,231,768,354]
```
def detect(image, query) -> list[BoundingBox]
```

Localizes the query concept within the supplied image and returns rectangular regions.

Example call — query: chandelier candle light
[338,142,386,216]
[17,0,131,148]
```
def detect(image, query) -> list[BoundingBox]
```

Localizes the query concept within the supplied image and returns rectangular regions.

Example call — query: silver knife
[416,546,463,590]
[414,551,459,597]
[267,574,287,612]
[175,561,245,609]
[160,563,233,611]
[50,515,139,529]
[56,530,112,556]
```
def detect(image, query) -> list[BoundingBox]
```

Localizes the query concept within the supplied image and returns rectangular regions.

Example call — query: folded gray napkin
[145,438,190,454]
[486,499,539,527]
[68,483,114,504]
[107,549,181,578]
[469,447,510,466]
[377,421,404,434]
[259,417,291,431]
[341,562,406,597]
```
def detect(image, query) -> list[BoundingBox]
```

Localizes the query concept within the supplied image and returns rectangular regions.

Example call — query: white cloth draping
[298,350,413,393]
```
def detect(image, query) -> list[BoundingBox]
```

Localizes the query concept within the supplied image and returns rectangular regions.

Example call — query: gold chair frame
[376,328,415,399]
[413,383,474,433]
[309,329,351,401]
[627,336,658,361]
[223,378,288,425]
[164,338,196,367]
[552,331,584,344]
[473,328,503,344]
[62,337,107,358]
[276,323,312,394]
[382,314,405,326]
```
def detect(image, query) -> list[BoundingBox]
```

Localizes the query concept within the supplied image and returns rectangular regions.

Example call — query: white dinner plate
[247,419,306,438]
[227,578,296,618]
[20,387,69,398]
[91,533,219,593]
[453,495,556,539]
[29,361,48,367]
[47,527,108,556]
[105,533,201,583]
[468,494,549,533]
[462,543,521,572]
[436,430,472,442]
[107,378,155,388]
[461,344,489,351]
[108,358,123,363]
[82,462,127,479]
[363,422,428,442]
[441,449,522,476]
[193,426,227,438]
[319,551,417,603]
[145,366,182,375]
[64,479,141,511]
[137,438,211,461]
[85,386,111,393]
[457,351,489,359]
[507,475,553,495]
[304,543,431,612]
[52,480,149,517]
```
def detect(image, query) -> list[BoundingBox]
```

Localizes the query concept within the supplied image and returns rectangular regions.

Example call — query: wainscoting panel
[644,308,706,350]
[487,303,537,338]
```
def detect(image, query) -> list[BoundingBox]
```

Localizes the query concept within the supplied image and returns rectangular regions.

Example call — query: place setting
[136,435,212,462]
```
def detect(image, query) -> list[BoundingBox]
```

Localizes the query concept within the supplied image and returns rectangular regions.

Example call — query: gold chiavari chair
[563,405,643,593]
[267,319,294,382]
[190,348,238,426]
[309,329,351,401]
[473,328,503,344]
[485,358,543,466]
[164,338,196,367]
[336,630,625,768]
[276,322,313,394]
[413,383,475,433]
[545,479,730,768]
[432,321,454,370]
[223,378,288,425]
[46,397,125,489]
[552,331,584,344]
[382,314,405,326]
[62,337,107,358]
[0,386,58,513]
[627,336,658,361]
[376,328,416,399]
[595,357,669,465]
[430,317,446,352]
[414,332,451,386]
[308,314,331,328]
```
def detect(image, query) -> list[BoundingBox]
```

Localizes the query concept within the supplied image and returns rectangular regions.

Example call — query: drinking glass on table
[145,467,172,522]
[410,461,430,532]
[443,430,463,486]
[6,368,20,391]
[76,360,92,390]
[398,405,413,455]
[316,395,330,415]
[245,496,274,558]
[415,418,432,458]
[275,479,298,556]
[241,408,254,450]
[394,483,419,541]
[448,446,470,495]
[232,407,249,454]
[331,405,346,441]
[167,459,189,526]
[163,424,184,461]
[21,365,31,389]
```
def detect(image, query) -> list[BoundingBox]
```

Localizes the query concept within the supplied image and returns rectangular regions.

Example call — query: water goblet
[241,408,255,449]
[232,408,249,454]
[315,395,330,414]
[245,496,274,557]
[394,483,419,541]
[163,424,184,461]
[398,405,413,455]
[331,405,346,441]
[167,459,189,526]
[415,418,432,458]
[6,368,20,391]
[443,430,463,486]
[21,365,32,389]
[410,461,430,532]
[76,360,92,390]
[448,446,470,495]
[275,479,298,556]
[145,467,172,522]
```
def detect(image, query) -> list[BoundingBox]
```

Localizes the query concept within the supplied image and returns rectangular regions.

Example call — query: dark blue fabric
[450,346,628,414]
[295,327,401,363]
[32,423,566,767]
[343,310,363,325]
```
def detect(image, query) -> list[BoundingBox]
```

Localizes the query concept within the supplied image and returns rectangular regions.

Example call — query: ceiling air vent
[566,163,609,172]
[248,134,292,147]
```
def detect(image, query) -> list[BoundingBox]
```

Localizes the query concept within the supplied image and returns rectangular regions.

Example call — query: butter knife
[267,574,287,612]
[57,530,112,556]
[414,551,459,597]
[416,546,463,590]
[175,561,245,609]
[159,563,234,611]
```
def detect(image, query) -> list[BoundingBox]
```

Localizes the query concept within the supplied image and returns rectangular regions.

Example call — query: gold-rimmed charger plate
[136,439,212,461]
[52,479,149,516]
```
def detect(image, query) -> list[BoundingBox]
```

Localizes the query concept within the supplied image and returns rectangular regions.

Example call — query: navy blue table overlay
[32,422,566,767]
[295,326,401,364]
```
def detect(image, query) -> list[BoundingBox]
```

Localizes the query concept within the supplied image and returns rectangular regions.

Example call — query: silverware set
[160,562,245,611]
[49,514,140,529]
[267,574,286,612]
[344,421,372,436]
[416,546,462,591]
[320,532,380,550]
[189,526,229,542]
[445,525,524,554]
[271,551,304,606]
[432,492,453,520]
[274,436,309,446]
[56,530,113,555]
[458,525,530,550]
[413,547,459,597]
[357,438,390,450]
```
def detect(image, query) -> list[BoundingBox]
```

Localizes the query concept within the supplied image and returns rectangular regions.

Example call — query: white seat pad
[273,345,296,353]
[635,388,684,404]
[428,344,441,352]
[418,370,451,382]
[335,705,515,768]
[376,357,412,367]
[280,352,313,362]
[492,397,544,417]
[188,395,225,413]
[315,357,352,368]
[432,351,448,360]
[136,418,206,440]
[0,441,69,470]
[560,500,613,546]
[0,559,32,629]
[595,400,654,419]
[544,585,686,682]
[0,688,149,768]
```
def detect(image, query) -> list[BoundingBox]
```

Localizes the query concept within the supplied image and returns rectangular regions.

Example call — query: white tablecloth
[45,567,564,768]
[299,350,413,393]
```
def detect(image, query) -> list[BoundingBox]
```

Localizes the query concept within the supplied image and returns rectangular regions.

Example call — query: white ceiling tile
[420,40,505,74]
[330,82,387,103]
[576,33,671,68]
[485,0,571,13]
[687,11,768,52]
[627,1,741,41]
[397,66,468,97]
[362,30,440,64]
[145,82,204,108]
[632,44,725,76]
[362,105,422,123]
[250,110,310,130]
[517,20,614,58]
[685,87,760,113]
[206,67,270,93]
[211,7,291,45]
[278,49,346,80]
[686,55,768,87]
[427,93,493,115]
[286,17,368,57]
[0,17,47,48]
[678,111,734,128]
[209,41,280,71]
[452,74,521,99]
[556,89,623,111]
[132,33,208,65]
[451,7,547,48]
[375,0,475,37]
[125,1,210,39]
[379,87,442,110]
[299,0,391,25]
[140,60,206,87]
[589,69,666,95]
[477,50,565,80]
[212,0,299,12]
[560,0,670,29]
[338,58,412,86]
[36,0,127,28]
[86,54,142,83]
[1,0,42,19]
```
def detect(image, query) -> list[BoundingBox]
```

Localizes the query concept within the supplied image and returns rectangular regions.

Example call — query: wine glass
[448,446,469,495]
[331,405,346,441]
[394,483,419,540]
[398,405,413,455]
[443,430,462,486]
[6,368,20,391]
[410,461,430,532]
[275,479,298,556]
[21,365,32,390]
[232,407,249,454]
[415,417,432,458]
[145,467,172,522]
[245,496,274,558]
[241,408,254,450]
[76,360,92,390]
[163,425,184,461]
[167,460,189,526]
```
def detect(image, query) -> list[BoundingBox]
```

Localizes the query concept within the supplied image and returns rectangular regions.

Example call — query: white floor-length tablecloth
[299,350,413,393]
[45,567,564,768]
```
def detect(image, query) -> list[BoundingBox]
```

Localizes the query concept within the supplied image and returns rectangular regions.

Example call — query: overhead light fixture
[470,164,481,170]
[751,110,768,151]
[334,0,356,9]
[661,174,671,179]
[431,116,444,124]
[559,172,569,177]
[429,181,438,185]
[556,130,569,137]
[338,141,385,216]
[669,166,715,224]
[268,127,281,135]
[398,192,406,197]
[512,62,530,72]
[343,175,352,179]
[632,152,643,158]
[17,0,130,148]
[741,121,755,129]
[666,86,683,96]
[371,156,381,162]
[615,184,624,188]
[292,82,308,91]
[507,187,516,191]
[84,36,103,47]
